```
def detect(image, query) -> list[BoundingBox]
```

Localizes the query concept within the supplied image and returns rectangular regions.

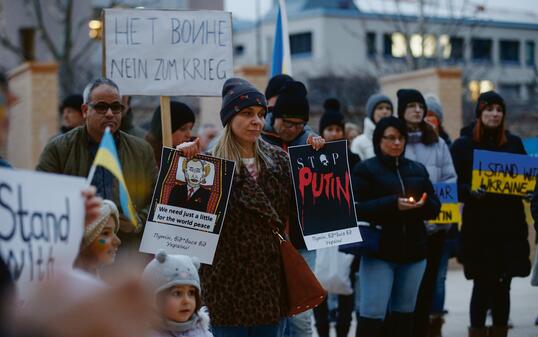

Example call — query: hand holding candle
[398,193,427,211]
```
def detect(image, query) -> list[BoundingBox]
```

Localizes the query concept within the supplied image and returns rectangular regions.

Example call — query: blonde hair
[212,125,273,173]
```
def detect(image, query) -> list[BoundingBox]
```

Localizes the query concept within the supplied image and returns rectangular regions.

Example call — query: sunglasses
[88,101,125,114]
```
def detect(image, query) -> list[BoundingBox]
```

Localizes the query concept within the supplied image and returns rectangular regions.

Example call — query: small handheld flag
[87,127,140,231]
[271,0,292,76]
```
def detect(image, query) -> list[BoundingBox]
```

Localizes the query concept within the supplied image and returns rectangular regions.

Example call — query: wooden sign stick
[160,96,172,147]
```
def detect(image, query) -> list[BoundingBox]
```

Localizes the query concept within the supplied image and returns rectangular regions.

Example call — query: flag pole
[86,126,111,185]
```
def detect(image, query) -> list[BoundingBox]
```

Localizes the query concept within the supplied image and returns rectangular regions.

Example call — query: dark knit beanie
[220,78,267,126]
[475,91,505,118]
[319,98,345,134]
[397,89,427,120]
[265,74,294,99]
[60,94,83,113]
[150,101,195,140]
[272,81,310,121]
[372,116,408,156]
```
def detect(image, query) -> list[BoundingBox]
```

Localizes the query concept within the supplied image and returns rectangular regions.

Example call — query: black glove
[470,186,487,200]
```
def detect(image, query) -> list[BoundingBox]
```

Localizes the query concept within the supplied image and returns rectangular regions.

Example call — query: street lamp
[88,19,102,39]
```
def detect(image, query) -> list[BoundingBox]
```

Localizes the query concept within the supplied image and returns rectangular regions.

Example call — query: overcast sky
[224,0,538,23]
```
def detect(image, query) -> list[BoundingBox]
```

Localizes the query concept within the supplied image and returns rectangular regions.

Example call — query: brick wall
[380,68,463,141]
[7,62,59,169]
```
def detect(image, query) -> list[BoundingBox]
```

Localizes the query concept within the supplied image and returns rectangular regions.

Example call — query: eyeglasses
[88,101,125,114]
[382,135,405,143]
[282,119,306,129]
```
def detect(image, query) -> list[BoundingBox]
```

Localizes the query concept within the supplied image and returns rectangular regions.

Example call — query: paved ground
[313,268,538,337]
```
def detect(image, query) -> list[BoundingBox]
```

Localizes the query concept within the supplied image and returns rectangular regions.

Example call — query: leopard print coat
[199,140,293,326]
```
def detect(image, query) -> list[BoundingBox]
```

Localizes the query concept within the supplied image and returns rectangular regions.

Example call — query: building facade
[233,0,538,107]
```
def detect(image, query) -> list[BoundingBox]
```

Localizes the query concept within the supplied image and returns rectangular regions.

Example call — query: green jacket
[36,126,157,230]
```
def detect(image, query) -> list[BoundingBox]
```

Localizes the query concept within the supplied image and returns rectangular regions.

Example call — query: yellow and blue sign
[430,182,461,225]
[471,149,538,196]
[523,137,538,157]
[89,127,140,230]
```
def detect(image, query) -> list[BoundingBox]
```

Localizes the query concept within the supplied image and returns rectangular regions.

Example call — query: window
[472,38,492,62]
[499,40,520,64]
[468,80,494,101]
[290,32,312,56]
[409,34,436,58]
[526,41,535,66]
[366,32,376,57]
[498,83,520,100]
[234,45,244,56]
[383,32,406,58]
[440,36,464,61]
[383,33,392,56]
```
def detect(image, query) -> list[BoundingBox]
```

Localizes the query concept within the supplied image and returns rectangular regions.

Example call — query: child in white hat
[142,250,213,337]
[74,199,121,277]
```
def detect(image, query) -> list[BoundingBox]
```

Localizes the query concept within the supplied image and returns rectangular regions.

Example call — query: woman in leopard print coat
[178,78,294,337]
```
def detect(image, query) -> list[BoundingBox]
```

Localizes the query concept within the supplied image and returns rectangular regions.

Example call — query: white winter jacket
[351,117,376,160]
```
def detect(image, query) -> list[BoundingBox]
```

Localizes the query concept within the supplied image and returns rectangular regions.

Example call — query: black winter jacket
[450,132,531,279]
[353,155,441,263]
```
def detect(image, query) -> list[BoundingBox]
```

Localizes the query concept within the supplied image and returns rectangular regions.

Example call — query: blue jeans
[280,249,316,337]
[431,242,451,314]
[212,325,280,337]
[359,256,426,320]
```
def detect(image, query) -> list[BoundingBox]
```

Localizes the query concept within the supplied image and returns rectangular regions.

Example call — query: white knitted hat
[142,250,201,295]
[82,199,120,249]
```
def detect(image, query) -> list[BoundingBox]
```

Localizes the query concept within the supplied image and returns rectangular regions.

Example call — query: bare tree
[351,0,487,76]
[308,72,380,124]
[0,0,99,96]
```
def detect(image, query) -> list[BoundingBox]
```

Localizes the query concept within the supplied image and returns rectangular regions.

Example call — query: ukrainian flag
[88,127,140,231]
[271,0,292,76]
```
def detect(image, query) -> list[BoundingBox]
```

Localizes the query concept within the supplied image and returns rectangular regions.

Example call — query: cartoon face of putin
[184,159,205,188]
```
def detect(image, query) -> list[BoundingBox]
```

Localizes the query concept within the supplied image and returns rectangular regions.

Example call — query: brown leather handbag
[273,228,327,317]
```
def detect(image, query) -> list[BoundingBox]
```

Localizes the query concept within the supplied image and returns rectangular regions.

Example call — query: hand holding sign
[470,185,487,200]
[176,138,201,159]
[82,186,102,227]
[307,135,326,151]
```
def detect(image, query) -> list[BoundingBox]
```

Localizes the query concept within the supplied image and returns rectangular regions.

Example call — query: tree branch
[30,0,61,60]
[71,37,96,63]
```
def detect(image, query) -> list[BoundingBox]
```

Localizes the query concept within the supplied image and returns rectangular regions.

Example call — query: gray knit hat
[365,93,393,123]
[425,95,444,122]
[82,199,120,249]
[142,250,201,296]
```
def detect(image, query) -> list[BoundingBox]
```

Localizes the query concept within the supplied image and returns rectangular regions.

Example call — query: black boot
[357,316,384,337]
[386,312,414,337]
[336,323,351,337]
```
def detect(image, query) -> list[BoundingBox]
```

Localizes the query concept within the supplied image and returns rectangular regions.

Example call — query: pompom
[156,250,167,263]
[323,98,340,112]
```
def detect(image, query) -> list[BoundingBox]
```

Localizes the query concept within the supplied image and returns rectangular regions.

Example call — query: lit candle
[408,196,415,203]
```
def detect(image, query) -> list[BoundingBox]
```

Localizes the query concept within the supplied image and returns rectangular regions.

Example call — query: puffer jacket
[353,154,441,263]
[405,137,456,184]
[350,117,376,160]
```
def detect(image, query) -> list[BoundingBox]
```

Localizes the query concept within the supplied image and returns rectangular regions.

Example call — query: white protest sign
[0,168,85,302]
[103,9,233,96]
[140,148,236,264]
